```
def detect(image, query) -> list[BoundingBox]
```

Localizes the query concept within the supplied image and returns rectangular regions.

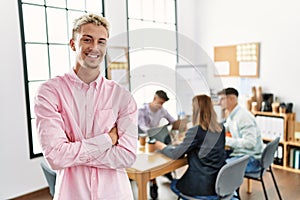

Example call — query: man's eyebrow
[82,34,93,38]
[82,34,107,41]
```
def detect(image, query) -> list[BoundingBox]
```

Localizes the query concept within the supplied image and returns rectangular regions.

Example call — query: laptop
[171,118,188,132]
[147,125,170,143]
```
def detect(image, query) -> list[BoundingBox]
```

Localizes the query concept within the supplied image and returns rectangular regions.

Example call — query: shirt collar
[228,105,240,119]
[67,69,103,91]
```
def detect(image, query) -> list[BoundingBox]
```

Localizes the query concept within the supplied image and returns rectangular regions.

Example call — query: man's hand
[108,127,118,145]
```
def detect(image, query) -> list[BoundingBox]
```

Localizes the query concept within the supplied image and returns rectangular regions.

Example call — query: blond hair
[192,95,222,133]
[72,13,110,39]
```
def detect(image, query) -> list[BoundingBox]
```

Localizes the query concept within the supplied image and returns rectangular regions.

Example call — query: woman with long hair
[155,94,226,198]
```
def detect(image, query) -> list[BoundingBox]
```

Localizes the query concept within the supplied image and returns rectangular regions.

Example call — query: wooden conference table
[126,145,188,200]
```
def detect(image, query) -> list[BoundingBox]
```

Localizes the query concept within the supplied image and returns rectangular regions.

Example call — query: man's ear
[70,39,76,51]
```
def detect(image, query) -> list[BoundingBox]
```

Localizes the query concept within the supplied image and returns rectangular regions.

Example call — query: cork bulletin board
[214,42,260,78]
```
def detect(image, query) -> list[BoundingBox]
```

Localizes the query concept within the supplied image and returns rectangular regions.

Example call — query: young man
[218,87,263,173]
[138,90,176,133]
[138,90,176,199]
[34,14,138,200]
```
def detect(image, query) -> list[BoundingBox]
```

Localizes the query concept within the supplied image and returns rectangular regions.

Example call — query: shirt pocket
[94,108,117,133]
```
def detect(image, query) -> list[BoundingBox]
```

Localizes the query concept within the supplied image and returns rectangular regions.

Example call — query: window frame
[126,0,179,116]
[18,0,106,159]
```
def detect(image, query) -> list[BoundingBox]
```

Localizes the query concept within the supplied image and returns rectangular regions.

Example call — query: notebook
[147,125,170,143]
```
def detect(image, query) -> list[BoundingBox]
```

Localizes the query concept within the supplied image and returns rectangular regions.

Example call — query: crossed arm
[35,86,138,171]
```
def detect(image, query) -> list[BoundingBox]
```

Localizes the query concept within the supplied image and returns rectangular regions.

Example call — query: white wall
[194,0,300,120]
[176,0,224,96]
[0,1,46,199]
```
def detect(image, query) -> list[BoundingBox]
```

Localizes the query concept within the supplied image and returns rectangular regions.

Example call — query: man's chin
[88,65,100,69]
[84,62,101,69]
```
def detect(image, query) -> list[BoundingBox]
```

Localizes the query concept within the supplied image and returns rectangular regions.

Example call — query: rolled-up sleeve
[35,77,138,170]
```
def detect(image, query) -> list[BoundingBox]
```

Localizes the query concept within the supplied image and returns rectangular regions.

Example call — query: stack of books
[289,148,300,169]
[273,145,283,166]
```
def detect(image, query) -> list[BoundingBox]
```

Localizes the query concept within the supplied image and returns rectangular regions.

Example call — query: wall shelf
[253,111,300,173]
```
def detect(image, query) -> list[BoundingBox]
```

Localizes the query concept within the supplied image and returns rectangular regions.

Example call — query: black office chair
[40,161,56,197]
[244,137,282,200]
[177,155,250,200]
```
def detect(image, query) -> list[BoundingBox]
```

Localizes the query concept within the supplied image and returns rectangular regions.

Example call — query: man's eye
[99,40,106,45]
[83,39,91,43]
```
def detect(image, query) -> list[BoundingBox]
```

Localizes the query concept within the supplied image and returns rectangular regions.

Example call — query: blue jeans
[226,155,261,173]
[170,179,219,200]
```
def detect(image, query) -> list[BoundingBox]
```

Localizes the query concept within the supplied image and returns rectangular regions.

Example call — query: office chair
[244,137,282,200]
[40,161,56,197]
[177,155,250,200]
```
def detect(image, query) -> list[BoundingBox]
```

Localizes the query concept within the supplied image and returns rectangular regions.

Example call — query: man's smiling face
[70,23,108,70]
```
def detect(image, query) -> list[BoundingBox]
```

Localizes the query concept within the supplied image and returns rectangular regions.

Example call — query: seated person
[138,90,176,199]
[138,90,176,133]
[155,95,226,197]
[218,87,263,173]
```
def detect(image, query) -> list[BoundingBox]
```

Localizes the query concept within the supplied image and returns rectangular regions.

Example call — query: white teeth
[87,54,98,58]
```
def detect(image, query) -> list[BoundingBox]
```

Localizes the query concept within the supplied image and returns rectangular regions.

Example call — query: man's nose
[88,41,99,50]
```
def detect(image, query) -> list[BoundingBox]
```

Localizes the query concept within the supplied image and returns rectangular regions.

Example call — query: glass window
[127,0,142,19]
[49,45,70,78]
[153,0,166,22]
[31,119,42,155]
[67,1,85,11]
[127,0,178,119]
[141,0,154,20]
[130,49,176,70]
[86,0,103,14]
[165,0,176,23]
[26,44,49,80]
[29,81,45,118]
[18,0,105,158]
[46,8,68,43]
[46,0,66,8]
[22,5,47,43]
[22,0,44,5]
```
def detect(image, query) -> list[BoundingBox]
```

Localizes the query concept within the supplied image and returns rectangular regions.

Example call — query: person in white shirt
[218,87,263,173]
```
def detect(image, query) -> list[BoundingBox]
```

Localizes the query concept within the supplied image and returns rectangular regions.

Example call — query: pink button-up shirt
[34,70,138,200]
